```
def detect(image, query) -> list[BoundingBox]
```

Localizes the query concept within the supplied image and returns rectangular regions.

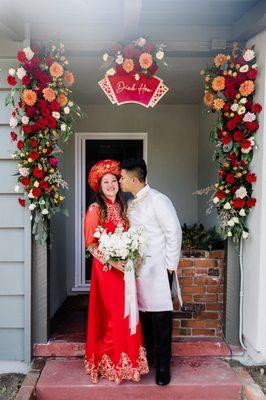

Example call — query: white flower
[41,209,49,215]
[223,202,231,210]
[240,98,247,104]
[228,219,235,227]
[21,115,29,125]
[233,217,239,224]
[14,184,20,192]
[238,106,246,115]
[68,101,73,107]
[103,53,109,62]
[213,196,219,204]
[116,55,123,65]
[252,64,257,69]
[34,181,39,187]
[136,37,146,47]
[28,190,34,198]
[243,112,256,122]
[16,67,26,79]
[231,103,238,112]
[39,199,45,205]
[8,68,16,76]
[235,186,248,199]
[239,65,249,73]
[243,49,255,62]
[64,106,70,114]
[239,208,246,216]
[52,111,60,119]
[29,203,36,211]
[61,123,67,132]
[227,231,232,237]
[135,74,140,81]
[106,68,115,76]
[249,136,255,146]
[23,46,34,61]
[9,117,18,128]
[242,231,249,239]
[18,167,29,177]
[156,50,164,60]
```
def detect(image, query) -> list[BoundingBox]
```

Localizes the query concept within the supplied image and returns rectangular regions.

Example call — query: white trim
[72,132,148,292]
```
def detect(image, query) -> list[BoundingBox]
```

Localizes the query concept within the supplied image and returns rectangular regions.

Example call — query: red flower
[28,150,40,160]
[223,102,231,112]
[40,107,51,117]
[233,130,245,142]
[115,64,124,74]
[148,63,158,74]
[144,42,154,53]
[246,197,256,208]
[123,44,135,58]
[246,173,257,183]
[25,106,36,117]
[233,198,245,209]
[252,103,262,113]
[45,56,54,66]
[39,180,49,189]
[10,131,17,141]
[226,174,236,184]
[245,121,259,131]
[29,138,38,148]
[50,100,60,112]
[221,136,232,145]
[20,177,30,186]
[22,125,32,135]
[18,197,26,207]
[241,139,251,150]
[6,75,17,86]
[22,75,30,85]
[112,42,122,53]
[17,140,24,150]
[33,167,45,179]
[224,88,238,100]
[215,191,226,199]
[32,188,42,198]
[247,69,257,80]
[37,118,48,129]
[17,50,27,63]
[31,56,41,67]
[227,119,237,131]
[48,116,57,128]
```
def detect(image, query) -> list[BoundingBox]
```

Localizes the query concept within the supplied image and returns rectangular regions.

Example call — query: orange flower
[64,71,74,86]
[122,58,134,73]
[139,53,153,69]
[212,76,225,91]
[239,80,255,96]
[22,89,37,106]
[204,92,214,106]
[213,98,225,110]
[43,87,56,102]
[57,94,68,107]
[214,53,228,67]
[50,62,64,78]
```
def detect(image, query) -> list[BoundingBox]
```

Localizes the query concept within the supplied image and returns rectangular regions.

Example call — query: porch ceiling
[0,0,265,104]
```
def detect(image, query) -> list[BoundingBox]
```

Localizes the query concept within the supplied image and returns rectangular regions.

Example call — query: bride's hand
[108,260,127,273]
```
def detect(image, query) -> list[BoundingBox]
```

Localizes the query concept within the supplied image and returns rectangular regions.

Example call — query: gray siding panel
[0,229,24,262]
[0,160,22,193]
[0,126,17,159]
[0,263,24,295]
[0,195,25,228]
[0,295,24,328]
[0,328,24,360]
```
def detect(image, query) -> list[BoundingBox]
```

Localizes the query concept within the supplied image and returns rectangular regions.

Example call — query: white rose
[223,202,231,210]
[239,208,246,216]
[239,65,249,73]
[64,106,70,114]
[14,184,20,192]
[240,98,247,104]
[235,186,248,199]
[28,190,34,198]
[213,196,219,204]
[17,67,26,79]
[39,199,45,205]
[228,219,235,227]
[233,217,239,224]
[23,46,34,61]
[18,167,29,177]
[34,181,39,187]
[103,53,109,62]
[243,112,256,122]
[41,209,49,215]
[29,203,36,211]
[9,117,18,128]
[243,49,255,62]
[21,115,29,125]
[156,50,164,60]
[135,74,140,81]
[52,111,60,119]
[238,106,246,115]
[68,101,73,107]
[230,103,238,112]
[242,231,249,239]
[116,55,123,65]
[137,37,146,47]
[61,123,67,132]
[227,231,232,237]
[8,68,16,76]
[106,68,115,76]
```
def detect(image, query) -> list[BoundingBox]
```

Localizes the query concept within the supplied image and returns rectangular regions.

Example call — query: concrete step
[36,357,242,400]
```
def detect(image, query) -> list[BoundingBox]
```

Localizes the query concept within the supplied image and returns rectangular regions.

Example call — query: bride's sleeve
[84,203,106,264]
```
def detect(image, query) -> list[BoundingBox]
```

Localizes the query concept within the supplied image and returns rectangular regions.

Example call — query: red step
[36,357,242,400]
[34,338,242,358]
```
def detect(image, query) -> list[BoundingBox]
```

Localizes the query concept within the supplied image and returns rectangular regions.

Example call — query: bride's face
[100,173,119,198]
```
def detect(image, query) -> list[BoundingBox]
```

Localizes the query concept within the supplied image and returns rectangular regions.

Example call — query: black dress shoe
[156,365,171,386]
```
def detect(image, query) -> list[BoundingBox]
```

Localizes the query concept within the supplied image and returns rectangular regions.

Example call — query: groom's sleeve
[153,194,182,271]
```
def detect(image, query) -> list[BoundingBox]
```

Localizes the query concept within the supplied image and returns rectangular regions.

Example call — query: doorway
[73,132,147,292]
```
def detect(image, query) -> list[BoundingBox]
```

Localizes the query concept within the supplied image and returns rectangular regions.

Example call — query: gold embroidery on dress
[84,346,149,384]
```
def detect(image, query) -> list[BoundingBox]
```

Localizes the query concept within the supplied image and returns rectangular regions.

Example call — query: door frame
[72,132,148,292]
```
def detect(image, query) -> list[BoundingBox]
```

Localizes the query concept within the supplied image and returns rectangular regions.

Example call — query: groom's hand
[108,260,126,273]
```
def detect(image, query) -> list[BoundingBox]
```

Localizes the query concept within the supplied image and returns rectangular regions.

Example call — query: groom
[120,158,183,386]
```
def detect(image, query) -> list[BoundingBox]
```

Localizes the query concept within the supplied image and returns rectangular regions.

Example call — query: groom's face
[119,169,134,193]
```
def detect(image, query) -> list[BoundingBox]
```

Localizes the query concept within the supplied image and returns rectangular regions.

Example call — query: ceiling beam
[123,0,142,39]
[232,0,266,40]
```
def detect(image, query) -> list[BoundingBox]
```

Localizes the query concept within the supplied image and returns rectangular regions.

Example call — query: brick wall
[173,250,225,337]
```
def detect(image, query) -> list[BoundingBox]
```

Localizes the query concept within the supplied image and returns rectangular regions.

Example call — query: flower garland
[201,43,262,242]
[6,42,83,244]
[102,36,166,78]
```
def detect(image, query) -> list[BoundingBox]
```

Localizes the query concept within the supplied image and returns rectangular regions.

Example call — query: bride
[83,159,149,384]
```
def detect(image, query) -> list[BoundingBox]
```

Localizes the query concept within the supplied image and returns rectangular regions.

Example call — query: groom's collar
[135,184,150,200]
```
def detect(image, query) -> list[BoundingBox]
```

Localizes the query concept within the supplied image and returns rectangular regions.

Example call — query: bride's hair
[95,176,129,226]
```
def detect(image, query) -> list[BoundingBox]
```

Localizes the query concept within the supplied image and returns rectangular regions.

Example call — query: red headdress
[88,159,121,192]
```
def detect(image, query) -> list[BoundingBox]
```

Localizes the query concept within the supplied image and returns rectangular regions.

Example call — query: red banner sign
[98,73,169,108]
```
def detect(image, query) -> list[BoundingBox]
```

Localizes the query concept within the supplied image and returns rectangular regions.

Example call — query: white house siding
[0,40,31,367]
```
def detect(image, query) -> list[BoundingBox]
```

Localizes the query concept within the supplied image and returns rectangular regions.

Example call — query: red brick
[182,320,221,328]
[173,319,180,328]
[173,328,192,336]
[196,312,219,320]
[207,285,224,293]
[209,250,225,259]
[192,329,216,336]
[194,277,219,285]
[182,295,193,302]
[217,260,224,268]
[194,259,216,268]
[178,259,193,267]
[218,293,224,302]
[206,303,223,311]
[179,277,193,285]
[183,286,206,294]
[194,294,218,302]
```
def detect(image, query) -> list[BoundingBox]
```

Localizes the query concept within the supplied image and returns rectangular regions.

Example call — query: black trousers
[139,271,173,368]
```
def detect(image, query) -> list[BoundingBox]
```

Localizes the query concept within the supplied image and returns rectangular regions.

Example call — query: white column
[243,29,266,363]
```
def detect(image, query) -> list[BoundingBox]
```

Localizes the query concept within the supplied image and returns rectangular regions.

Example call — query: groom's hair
[121,158,147,183]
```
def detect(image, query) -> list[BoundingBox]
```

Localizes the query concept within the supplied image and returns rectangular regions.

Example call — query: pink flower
[49,157,58,166]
